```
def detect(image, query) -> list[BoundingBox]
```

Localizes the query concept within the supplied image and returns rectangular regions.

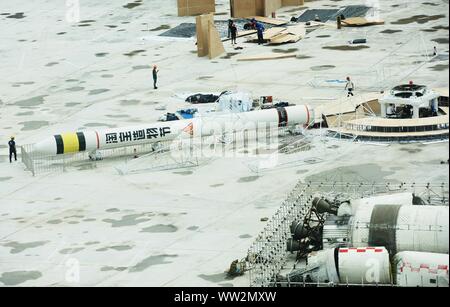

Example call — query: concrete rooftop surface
[0,0,449,286]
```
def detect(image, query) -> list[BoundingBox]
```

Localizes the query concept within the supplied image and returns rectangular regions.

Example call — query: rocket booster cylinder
[32,105,314,156]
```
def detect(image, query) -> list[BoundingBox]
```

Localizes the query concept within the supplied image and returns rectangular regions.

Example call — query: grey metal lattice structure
[247,181,449,287]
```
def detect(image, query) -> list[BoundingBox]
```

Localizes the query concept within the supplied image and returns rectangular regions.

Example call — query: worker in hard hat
[345,76,355,97]
[256,22,265,45]
[230,22,238,45]
[8,136,17,163]
[152,65,159,89]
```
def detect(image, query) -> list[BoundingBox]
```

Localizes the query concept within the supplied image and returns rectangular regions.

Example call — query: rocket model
[32,105,313,156]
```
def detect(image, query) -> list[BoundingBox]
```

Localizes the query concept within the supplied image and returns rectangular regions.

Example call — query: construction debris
[247,24,306,45]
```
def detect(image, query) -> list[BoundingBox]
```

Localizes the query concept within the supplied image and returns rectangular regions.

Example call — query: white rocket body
[32,105,313,156]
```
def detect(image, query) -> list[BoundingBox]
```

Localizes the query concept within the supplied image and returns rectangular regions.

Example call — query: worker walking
[345,76,355,97]
[152,65,159,89]
[256,22,265,45]
[230,22,238,45]
[8,136,17,163]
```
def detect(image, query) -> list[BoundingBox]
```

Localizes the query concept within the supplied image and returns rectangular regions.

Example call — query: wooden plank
[236,53,297,61]
[268,33,300,44]
[208,20,226,59]
[247,16,288,25]
[262,27,287,39]
[196,14,213,57]
[342,17,385,27]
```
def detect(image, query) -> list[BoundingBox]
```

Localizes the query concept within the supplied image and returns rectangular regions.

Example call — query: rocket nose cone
[31,137,56,156]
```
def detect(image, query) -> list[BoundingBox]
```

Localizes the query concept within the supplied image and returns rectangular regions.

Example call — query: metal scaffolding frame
[247,181,449,287]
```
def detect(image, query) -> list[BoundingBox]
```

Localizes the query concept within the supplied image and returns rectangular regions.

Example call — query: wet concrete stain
[141,224,178,233]
[429,64,449,71]
[150,25,171,31]
[59,247,84,255]
[310,65,335,71]
[0,177,12,181]
[0,271,42,286]
[272,48,299,54]
[15,95,47,107]
[210,183,224,188]
[238,176,260,183]
[123,1,143,9]
[399,147,422,154]
[187,226,199,231]
[67,86,85,92]
[432,25,449,31]
[106,208,120,213]
[132,65,151,70]
[101,266,128,272]
[84,123,116,128]
[323,45,370,51]
[221,52,239,59]
[103,213,151,228]
[120,99,140,106]
[306,163,397,183]
[422,2,440,6]
[16,111,34,116]
[85,241,100,246]
[432,37,449,44]
[65,102,81,107]
[391,14,445,25]
[123,50,146,57]
[173,170,193,175]
[88,89,110,95]
[96,245,133,252]
[83,218,96,222]
[47,219,63,224]
[95,53,109,57]
[239,234,252,239]
[45,62,59,67]
[380,29,403,34]
[4,241,50,254]
[296,55,313,59]
[129,254,178,272]
[6,12,26,19]
[19,121,49,131]
[197,76,214,80]
[198,272,233,283]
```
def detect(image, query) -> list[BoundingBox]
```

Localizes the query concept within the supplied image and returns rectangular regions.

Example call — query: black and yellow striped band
[54,132,86,154]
